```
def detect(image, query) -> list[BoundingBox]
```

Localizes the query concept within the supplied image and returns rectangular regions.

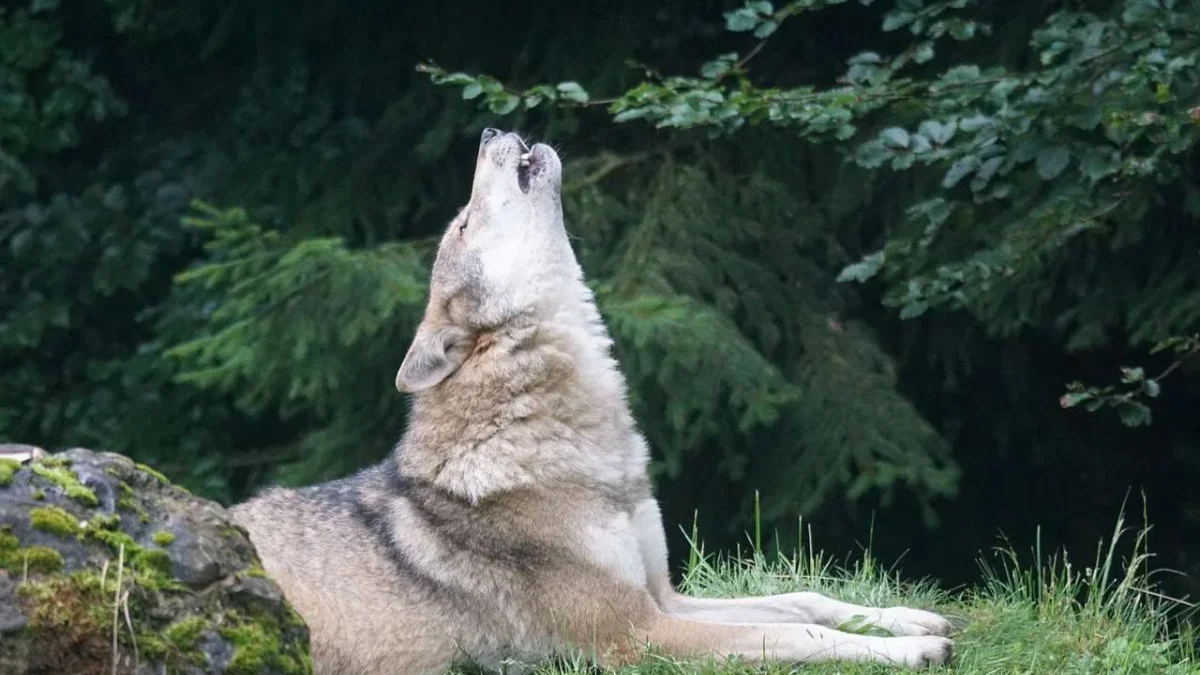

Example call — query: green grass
[454,507,1197,674]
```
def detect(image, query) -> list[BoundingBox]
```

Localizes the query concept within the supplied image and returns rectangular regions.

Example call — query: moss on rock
[163,614,208,650]
[132,547,172,576]
[135,614,210,671]
[0,527,63,574]
[89,512,121,530]
[0,459,19,487]
[29,506,82,537]
[152,530,176,546]
[14,570,117,673]
[2,546,64,574]
[221,607,313,675]
[29,462,99,507]
[0,527,17,551]
[134,462,171,485]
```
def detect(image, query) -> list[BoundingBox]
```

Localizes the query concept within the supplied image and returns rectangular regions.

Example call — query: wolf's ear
[395,324,470,393]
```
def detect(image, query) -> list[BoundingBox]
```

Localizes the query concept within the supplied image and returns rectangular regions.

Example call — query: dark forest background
[2,0,1199,599]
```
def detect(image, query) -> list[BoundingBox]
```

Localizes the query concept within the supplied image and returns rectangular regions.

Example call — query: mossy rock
[0,446,312,675]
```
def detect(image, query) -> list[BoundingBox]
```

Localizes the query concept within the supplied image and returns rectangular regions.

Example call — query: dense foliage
[2,0,1198,596]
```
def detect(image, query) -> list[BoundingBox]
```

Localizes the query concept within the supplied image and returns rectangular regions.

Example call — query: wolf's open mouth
[517,151,534,193]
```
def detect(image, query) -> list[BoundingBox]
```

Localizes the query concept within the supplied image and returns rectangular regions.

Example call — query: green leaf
[958,114,993,132]
[949,19,976,40]
[942,156,980,188]
[913,41,935,64]
[1120,366,1145,384]
[461,82,483,100]
[1123,0,1162,23]
[1035,146,1071,180]
[435,72,476,86]
[488,93,520,115]
[941,65,982,84]
[909,198,954,226]
[1151,335,1200,355]
[854,141,893,168]
[1079,149,1121,182]
[837,251,885,283]
[882,11,914,31]
[988,78,1022,103]
[898,301,929,320]
[613,108,649,123]
[881,127,910,149]
[919,119,956,145]
[555,81,590,104]
[970,156,1004,191]
[1116,401,1153,427]
[1059,391,1093,408]
[701,53,739,79]
[848,52,883,65]
[754,20,779,38]
[1142,379,1161,398]
[846,63,882,85]
[725,8,762,32]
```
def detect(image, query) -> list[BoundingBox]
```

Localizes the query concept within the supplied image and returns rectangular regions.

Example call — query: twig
[735,1,812,72]
[735,38,772,72]
[1074,34,1155,69]
[112,543,124,675]
[123,592,139,668]
[1152,344,1200,383]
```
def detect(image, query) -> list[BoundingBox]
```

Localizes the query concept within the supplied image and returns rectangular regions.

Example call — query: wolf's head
[396,128,590,393]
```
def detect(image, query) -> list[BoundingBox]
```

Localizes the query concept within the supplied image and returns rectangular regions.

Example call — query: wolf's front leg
[631,499,953,638]
[661,591,954,637]
[622,613,954,669]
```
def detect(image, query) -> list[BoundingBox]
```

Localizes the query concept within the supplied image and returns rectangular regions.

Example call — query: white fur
[577,511,648,588]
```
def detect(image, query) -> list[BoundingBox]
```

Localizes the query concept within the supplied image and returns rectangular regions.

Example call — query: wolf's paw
[871,606,954,637]
[884,635,955,667]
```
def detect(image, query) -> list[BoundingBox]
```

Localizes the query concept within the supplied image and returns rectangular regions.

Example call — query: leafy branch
[416,0,1200,433]
[1060,335,1200,428]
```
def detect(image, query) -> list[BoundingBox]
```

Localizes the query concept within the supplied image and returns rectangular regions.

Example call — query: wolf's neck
[392,311,648,505]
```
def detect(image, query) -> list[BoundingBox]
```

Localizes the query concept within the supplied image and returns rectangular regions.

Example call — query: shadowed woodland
[3,0,1200,612]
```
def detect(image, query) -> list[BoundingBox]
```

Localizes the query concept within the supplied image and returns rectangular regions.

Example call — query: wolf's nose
[480,128,501,146]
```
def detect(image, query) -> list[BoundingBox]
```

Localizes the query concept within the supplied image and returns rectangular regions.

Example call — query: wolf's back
[230,467,465,674]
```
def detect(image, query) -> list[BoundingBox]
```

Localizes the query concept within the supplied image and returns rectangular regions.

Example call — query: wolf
[231,128,956,674]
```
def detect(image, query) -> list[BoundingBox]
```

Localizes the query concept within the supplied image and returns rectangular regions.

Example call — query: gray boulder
[0,445,312,675]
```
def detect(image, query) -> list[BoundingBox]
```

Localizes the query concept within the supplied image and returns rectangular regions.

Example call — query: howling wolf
[232,128,956,674]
